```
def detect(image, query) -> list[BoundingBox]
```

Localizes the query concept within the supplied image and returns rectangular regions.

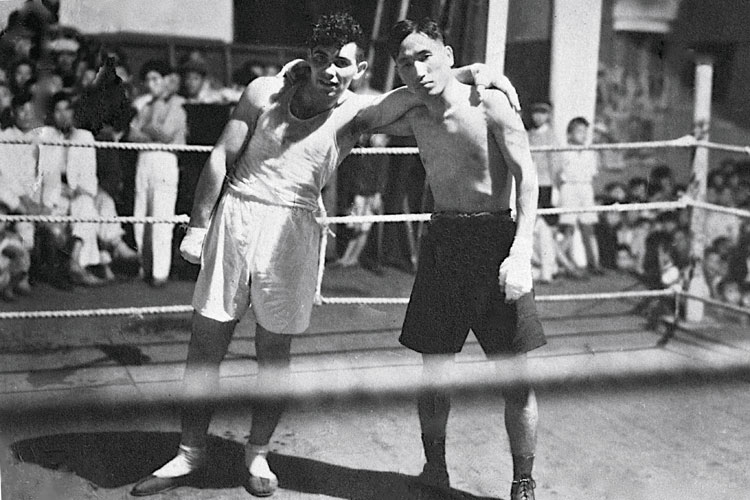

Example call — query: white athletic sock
[152,444,206,478]
[245,444,276,480]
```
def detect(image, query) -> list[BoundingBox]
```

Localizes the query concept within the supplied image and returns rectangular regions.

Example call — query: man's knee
[189,313,236,359]
[503,385,535,409]
[255,324,292,367]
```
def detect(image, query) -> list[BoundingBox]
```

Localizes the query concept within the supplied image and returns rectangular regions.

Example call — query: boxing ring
[1,136,750,499]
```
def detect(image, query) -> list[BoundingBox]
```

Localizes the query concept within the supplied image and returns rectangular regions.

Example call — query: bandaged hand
[498,238,533,302]
[180,227,207,265]
[470,63,521,113]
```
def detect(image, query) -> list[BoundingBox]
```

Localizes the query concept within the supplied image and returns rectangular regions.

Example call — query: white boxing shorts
[558,182,598,226]
[192,187,321,334]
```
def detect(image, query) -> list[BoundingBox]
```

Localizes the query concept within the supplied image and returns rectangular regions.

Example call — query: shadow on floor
[10,431,500,499]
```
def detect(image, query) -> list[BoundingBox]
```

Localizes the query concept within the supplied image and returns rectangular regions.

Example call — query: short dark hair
[387,18,444,60]
[48,91,74,115]
[566,116,589,134]
[139,59,170,81]
[11,92,33,110]
[307,12,364,55]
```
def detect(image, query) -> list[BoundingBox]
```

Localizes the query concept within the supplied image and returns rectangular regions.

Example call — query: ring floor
[0,266,749,499]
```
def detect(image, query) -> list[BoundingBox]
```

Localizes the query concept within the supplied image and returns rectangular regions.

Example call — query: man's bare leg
[416,353,453,488]
[180,314,237,447]
[130,313,236,496]
[500,356,538,499]
[245,324,292,497]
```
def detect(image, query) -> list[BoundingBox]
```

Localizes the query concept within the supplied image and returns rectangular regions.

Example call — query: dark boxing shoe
[510,477,536,500]
[130,472,198,497]
[416,461,450,490]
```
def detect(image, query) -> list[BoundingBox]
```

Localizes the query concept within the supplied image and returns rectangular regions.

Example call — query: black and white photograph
[0,1,749,498]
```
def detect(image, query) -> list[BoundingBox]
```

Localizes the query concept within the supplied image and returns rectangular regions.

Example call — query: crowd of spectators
[525,100,750,324]
[0,2,268,298]
[0,3,747,328]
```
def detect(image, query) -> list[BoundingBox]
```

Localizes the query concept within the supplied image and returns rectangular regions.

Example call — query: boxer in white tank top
[131,12,519,498]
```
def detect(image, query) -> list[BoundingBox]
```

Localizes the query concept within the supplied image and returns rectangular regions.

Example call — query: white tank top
[230,85,353,211]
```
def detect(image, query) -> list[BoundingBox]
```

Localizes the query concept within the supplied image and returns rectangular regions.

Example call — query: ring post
[685,54,714,323]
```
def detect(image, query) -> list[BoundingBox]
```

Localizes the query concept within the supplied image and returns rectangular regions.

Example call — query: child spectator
[0,202,31,301]
[556,116,603,275]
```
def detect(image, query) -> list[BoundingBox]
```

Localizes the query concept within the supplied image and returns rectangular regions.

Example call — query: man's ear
[445,45,455,67]
[355,60,368,80]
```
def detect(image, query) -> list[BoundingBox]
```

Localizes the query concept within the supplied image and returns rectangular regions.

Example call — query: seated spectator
[648,165,677,202]
[615,244,636,273]
[604,181,628,203]
[627,176,648,203]
[0,93,43,253]
[653,210,679,234]
[47,26,83,90]
[165,66,183,103]
[702,247,728,298]
[741,283,750,310]
[706,169,725,204]
[641,230,683,324]
[711,236,734,261]
[10,58,37,96]
[671,227,691,269]
[37,91,136,285]
[0,202,32,301]
[735,179,750,209]
[718,279,742,307]
[727,232,750,285]
[596,200,621,270]
[0,82,13,129]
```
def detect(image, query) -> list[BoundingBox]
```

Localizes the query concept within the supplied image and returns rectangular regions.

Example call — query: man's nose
[414,61,428,79]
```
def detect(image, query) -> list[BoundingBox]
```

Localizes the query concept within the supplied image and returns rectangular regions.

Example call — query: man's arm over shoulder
[485,89,538,244]
[187,76,280,228]
[348,87,420,137]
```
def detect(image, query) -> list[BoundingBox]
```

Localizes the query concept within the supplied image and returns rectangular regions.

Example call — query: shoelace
[512,477,536,500]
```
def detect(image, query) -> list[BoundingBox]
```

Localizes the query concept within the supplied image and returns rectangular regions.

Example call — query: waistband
[431,209,512,221]
[225,183,321,215]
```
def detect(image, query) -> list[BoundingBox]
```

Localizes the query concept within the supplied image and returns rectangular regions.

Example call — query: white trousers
[133,151,179,281]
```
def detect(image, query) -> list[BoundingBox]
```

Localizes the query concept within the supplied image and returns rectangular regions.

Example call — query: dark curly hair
[307,12,364,58]
[387,18,445,60]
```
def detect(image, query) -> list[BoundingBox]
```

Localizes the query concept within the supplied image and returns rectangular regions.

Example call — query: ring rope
[687,200,750,219]
[320,289,674,306]
[678,291,750,316]
[1,135,746,155]
[0,289,675,321]
[0,200,689,225]
[5,345,749,413]
[0,304,193,320]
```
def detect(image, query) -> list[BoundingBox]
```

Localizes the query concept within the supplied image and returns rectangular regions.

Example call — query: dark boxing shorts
[399,211,547,355]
